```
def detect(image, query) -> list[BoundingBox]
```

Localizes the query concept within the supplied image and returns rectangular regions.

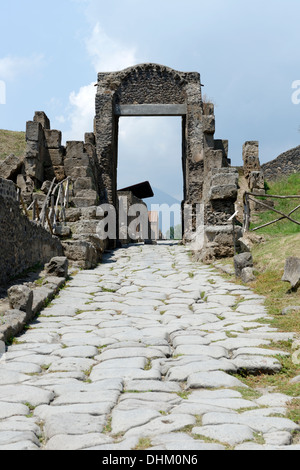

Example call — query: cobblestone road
[0,242,299,450]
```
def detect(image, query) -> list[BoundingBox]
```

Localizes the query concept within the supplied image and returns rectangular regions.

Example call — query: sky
[1,0,300,203]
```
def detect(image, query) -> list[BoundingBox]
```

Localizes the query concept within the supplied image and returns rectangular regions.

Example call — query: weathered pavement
[0,242,299,451]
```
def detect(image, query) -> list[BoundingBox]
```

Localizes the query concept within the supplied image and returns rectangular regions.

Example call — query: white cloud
[0,54,44,81]
[86,22,138,73]
[63,22,139,141]
[63,81,96,142]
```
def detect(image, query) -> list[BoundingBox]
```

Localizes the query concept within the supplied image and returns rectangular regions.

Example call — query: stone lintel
[115,104,187,117]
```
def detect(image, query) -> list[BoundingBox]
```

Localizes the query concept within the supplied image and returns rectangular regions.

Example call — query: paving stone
[0,369,30,385]
[201,412,300,434]
[0,430,40,447]
[192,424,254,446]
[111,408,161,435]
[166,358,237,381]
[150,432,225,450]
[0,402,30,420]
[34,403,113,421]
[233,355,282,374]
[51,390,120,406]
[44,413,106,439]
[125,414,196,438]
[45,433,113,451]
[187,371,248,389]
[0,385,54,407]
[174,344,229,359]
[54,346,99,358]
[48,357,96,373]
[124,379,181,393]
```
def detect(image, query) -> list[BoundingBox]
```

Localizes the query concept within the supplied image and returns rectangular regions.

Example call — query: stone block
[211,172,239,187]
[72,196,98,208]
[85,133,96,145]
[282,257,300,290]
[0,154,23,180]
[33,111,51,130]
[53,224,72,238]
[202,115,215,134]
[44,130,62,149]
[62,240,98,269]
[249,171,265,191]
[74,219,99,235]
[241,267,256,283]
[25,141,40,159]
[48,148,65,166]
[65,141,85,158]
[65,208,82,222]
[7,285,33,316]
[209,185,238,201]
[64,165,93,179]
[24,156,44,184]
[26,121,42,142]
[64,158,91,177]
[74,177,95,193]
[234,252,253,278]
[45,256,68,278]
[205,149,223,172]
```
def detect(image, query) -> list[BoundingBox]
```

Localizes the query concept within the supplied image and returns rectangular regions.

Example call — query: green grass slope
[0,129,26,161]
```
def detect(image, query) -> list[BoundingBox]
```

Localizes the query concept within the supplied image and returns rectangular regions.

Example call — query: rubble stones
[0,154,23,180]
[45,257,69,278]
[282,257,300,290]
[7,286,33,315]
[234,252,254,278]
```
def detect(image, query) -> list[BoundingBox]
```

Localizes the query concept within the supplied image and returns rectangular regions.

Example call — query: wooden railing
[243,192,300,233]
[18,177,72,235]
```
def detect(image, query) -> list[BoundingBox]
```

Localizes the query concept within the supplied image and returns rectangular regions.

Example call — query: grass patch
[251,173,300,236]
[0,129,26,160]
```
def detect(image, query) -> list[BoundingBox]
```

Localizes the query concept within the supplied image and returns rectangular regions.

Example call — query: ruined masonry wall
[0,178,63,286]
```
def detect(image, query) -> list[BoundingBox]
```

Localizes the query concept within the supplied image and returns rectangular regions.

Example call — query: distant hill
[0,129,26,161]
[262,145,300,181]
[145,187,182,208]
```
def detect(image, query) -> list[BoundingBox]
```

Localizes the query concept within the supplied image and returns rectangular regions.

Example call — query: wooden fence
[243,192,300,233]
[17,177,72,235]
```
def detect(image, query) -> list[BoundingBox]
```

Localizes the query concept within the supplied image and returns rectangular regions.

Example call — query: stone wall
[262,145,300,181]
[0,112,104,210]
[0,178,63,286]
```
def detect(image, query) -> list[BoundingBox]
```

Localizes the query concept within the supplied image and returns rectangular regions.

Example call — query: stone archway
[94,63,237,256]
[95,63,205,211]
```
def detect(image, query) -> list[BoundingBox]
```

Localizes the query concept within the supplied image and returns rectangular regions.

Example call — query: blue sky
[1,0,300,201]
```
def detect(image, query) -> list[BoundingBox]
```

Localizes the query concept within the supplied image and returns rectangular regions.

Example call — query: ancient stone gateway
[95,63,206,210]
[95,63,239,258]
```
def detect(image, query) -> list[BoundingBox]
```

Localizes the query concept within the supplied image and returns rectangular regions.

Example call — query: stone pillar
[24,120,45,188]
[95,76,118,206]
[243,141,265,192]
[44,129,66,182]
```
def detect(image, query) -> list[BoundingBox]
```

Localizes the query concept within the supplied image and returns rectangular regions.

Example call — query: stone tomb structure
[95,63,239,259]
